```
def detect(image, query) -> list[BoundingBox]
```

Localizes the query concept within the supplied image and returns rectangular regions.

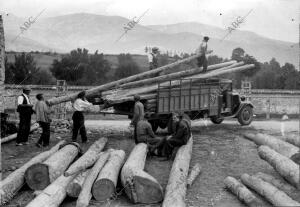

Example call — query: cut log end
[66,182,82,198]
[291,153,300,165]
[92,179,115,201]
[25,163,50,190]
[133,175,164,204]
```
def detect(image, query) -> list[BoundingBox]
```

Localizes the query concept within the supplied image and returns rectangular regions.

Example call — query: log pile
[0,141,66,205]
[226,132,300,206]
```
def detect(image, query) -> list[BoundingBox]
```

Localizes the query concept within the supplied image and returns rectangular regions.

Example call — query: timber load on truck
[46,55,255,131]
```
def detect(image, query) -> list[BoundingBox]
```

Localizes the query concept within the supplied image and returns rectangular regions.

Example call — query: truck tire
[238,105,253,126]
[158,120,168,129]
[149,120,159,132]
[210,116,224,124]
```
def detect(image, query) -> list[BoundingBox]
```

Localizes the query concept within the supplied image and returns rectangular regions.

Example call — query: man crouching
[136,115,162,146]
[150,112,191,159]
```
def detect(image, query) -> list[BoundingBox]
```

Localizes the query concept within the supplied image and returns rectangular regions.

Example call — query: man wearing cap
[150,112,191,158]
[195,36,213,73]
[16,86,34,146]
[146,47,159,70]
[130,94,144,144]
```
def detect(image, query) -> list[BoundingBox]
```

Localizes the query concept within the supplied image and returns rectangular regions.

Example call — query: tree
[114,53,140,79]
[50,48,111,85]
[5,52,40,84]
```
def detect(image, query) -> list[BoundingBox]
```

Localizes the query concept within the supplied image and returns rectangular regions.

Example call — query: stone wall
[3,85,300,115]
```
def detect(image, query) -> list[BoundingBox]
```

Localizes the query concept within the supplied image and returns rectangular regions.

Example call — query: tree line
[4,48,300,90]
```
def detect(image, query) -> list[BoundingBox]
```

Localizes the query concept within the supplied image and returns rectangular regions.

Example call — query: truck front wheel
[238,105,253,126]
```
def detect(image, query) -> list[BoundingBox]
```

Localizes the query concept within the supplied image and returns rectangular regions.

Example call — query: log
[224,176,264,207]
[76,151,110,207]
[281,134,300,147]
[92,149,126,201]
[187,163,202,187]
[121,143,163,204]
[243,133,299,158]
[254,172,296,195]
[162,137,193,207]
[106,93,157,105]
[66,169,90,198]
[25,142,80,190]
[241,173,300,206]
[26,173,77,207]
[47,54,205,106]
[1,122,39,144]
[258,145,299,189]
[120,61,241,89]
[64,138,108,176]
[0,141,66,205]
[104,64,255,103]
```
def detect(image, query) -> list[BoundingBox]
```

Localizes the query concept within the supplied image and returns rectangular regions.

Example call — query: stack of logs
[0,135,199,207]
[224,133,300,206]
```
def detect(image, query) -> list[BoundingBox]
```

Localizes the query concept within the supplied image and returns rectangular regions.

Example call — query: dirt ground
[2,118,300,207]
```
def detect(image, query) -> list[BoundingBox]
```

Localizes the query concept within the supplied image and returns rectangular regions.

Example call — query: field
[2,118,300,207]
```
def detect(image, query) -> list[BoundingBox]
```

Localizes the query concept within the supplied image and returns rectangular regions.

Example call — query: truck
[91,78,254,133]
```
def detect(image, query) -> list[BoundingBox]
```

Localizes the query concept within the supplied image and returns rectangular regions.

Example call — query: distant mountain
[3,13,298,67]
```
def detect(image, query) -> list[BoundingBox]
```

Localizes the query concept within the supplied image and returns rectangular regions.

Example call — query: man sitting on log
[136,115,162,146]
[150,112,191,158]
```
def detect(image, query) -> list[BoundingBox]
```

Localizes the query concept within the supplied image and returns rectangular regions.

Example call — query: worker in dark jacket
[151,112,191,158]
[130,95,144,144]
[136,116,162,145]
[16,86,34,146]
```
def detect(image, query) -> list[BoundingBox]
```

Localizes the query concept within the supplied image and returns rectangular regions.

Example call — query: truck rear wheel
[210,116,224,124]
[238,105,253,126]
[149,120,159,132]
[158,120,168,129]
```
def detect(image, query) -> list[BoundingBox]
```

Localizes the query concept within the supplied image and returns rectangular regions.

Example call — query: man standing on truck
[195,36,213,73]
[130,94,144,144]
[150,112,191,158]
[146,47,159,70]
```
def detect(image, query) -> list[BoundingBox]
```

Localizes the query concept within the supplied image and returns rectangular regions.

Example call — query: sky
[0,0,299,42]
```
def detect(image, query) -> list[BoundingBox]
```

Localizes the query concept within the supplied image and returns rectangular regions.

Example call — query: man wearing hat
[16,86,34,146]
[130,94,144,144]
[196,36,213,73]
[146,47,159,70]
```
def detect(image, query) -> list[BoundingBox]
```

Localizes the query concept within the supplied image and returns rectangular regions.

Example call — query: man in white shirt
[196,36,213,73]
[72,91,92,143]
[16,86,34,146]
